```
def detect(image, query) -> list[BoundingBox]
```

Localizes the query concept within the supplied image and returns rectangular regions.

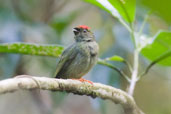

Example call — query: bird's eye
[83,30,87,33]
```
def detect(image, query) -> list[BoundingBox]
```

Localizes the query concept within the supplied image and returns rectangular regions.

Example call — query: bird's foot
[72,78,93,85]
[79,78,93,85]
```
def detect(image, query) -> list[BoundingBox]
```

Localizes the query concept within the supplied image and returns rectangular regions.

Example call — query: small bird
[55,25,99,84]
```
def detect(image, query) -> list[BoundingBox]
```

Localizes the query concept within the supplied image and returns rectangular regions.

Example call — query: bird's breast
[78,41,99,58]
[78,41,99,67]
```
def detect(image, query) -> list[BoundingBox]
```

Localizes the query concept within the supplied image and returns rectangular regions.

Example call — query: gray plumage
[55,26,99,79]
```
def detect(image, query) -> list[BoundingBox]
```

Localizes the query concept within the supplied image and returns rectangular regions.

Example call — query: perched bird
[55,25,99,83]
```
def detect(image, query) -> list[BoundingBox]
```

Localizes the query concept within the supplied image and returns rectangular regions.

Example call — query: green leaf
[84,0,112,15]
[108,0,136,23]
[141,31,171,66]
[84,0,136,23]
[106,55,124,62]
[0,43,64,57]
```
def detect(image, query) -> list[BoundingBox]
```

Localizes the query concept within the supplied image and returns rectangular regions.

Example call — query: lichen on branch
[0,75,144,114]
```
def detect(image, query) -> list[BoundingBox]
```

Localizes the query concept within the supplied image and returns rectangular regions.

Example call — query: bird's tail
[54,68,60,78]
[55,74,60,79]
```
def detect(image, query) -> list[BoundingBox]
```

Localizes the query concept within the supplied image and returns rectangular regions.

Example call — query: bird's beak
[73,27,79,35]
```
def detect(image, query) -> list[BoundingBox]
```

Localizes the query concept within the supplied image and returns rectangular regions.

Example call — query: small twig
[138,11,151,36]
[118,18,132,32]
[104,56,132,74]
[98,59,131,82]
[138,50,171,80]
[123,60,133,73]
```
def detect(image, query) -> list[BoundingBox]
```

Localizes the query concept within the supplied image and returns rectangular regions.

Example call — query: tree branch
[0,75,144,114]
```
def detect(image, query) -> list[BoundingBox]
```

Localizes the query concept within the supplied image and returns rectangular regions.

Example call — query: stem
[138,50,171,80]
[127,50,139,96]
[138,11,151,36]
[138,16,148,36]
[118,18,132,32]
[123,60,133,73]
[98,59,131,82]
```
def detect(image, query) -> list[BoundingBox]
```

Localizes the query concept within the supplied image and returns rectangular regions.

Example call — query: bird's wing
[55,44,77,78]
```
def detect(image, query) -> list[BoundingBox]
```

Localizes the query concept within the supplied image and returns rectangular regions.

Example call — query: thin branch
[138,11,151,36]
[127,49,139,96]
[98,59,131,82]
[0,43,63,57]
[127,20,140,96]
[0,75,144,114]
[138,50,171,80]
[123,60,133,73]
[104,56,132,73]
[118,18,132,32]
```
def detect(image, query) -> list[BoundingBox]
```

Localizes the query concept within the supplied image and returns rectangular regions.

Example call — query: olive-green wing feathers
[55,44,76,78]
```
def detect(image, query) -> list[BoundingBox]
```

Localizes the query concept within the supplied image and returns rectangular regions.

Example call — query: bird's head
[73,25,94,42]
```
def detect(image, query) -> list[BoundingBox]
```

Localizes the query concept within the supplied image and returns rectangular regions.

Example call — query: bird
[55,25,99,84]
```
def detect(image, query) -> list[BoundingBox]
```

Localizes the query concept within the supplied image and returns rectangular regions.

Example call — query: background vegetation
[0,0,171,114]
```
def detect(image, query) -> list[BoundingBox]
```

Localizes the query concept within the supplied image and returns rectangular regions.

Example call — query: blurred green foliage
[139,0,171,24]
[50,12,78,36]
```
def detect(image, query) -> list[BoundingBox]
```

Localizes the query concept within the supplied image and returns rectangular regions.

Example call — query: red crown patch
[78,25,90,30]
